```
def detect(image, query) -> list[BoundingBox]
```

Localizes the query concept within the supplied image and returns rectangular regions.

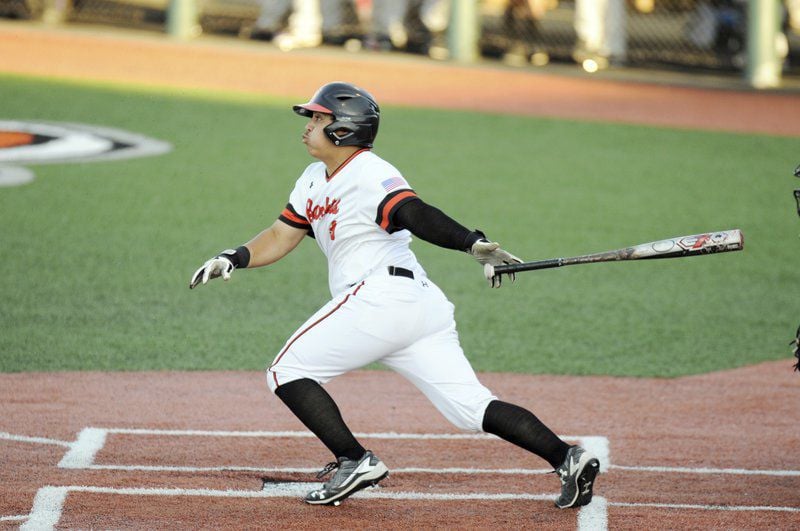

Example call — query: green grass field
[1,74,797,376]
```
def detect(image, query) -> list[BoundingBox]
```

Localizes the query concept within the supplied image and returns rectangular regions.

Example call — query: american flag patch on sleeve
[381,176,408,192]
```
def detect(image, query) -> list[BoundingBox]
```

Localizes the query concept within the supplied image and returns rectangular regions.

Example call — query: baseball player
[190,82,599,508]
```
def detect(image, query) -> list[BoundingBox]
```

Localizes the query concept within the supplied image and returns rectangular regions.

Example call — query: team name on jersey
[306,196,340,222]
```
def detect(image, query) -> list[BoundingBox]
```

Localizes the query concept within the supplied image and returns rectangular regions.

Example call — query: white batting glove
[469,239,522,288]
[189,250,237,290]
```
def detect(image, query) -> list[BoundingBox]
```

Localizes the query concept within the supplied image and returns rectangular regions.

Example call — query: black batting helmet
[293,82,380,148]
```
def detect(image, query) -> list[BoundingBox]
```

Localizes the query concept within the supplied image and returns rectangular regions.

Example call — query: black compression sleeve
[393,197,484,252]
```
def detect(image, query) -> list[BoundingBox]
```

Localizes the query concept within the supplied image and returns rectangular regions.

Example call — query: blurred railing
[2,0,798,83]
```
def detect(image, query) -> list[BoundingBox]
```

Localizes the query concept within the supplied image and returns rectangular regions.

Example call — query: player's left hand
[189,251,236,289]
[469,240,522,288]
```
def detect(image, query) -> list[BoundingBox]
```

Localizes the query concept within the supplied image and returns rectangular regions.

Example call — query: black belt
[387,266,414,280]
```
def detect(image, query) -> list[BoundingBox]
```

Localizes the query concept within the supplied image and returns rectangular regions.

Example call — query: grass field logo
[0,121,172,187]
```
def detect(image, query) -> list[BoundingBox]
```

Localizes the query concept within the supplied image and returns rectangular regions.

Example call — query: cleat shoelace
[315,461,339,480]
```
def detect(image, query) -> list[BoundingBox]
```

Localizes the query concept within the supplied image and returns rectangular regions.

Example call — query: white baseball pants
[267,269,496,432]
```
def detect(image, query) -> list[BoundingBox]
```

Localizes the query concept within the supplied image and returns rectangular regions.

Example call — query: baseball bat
[490,229,744,276]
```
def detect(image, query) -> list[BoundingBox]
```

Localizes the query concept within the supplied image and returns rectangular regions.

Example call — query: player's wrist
[463,230,488,252]
[220,246,251,269]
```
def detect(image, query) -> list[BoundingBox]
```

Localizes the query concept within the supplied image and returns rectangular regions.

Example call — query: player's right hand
[189,251,236,290]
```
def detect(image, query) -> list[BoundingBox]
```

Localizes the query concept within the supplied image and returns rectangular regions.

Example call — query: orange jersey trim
[280,207,309,227]
[379,190,417,230]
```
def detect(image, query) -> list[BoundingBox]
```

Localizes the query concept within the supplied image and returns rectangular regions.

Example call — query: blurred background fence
[2,0,798,82]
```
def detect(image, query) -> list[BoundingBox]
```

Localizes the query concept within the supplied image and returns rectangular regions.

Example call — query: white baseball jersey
[268,148,496,432]
[278,148,422,296]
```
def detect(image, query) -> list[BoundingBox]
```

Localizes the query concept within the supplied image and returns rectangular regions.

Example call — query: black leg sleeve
[482,400,570,469]
[275,378,366,461]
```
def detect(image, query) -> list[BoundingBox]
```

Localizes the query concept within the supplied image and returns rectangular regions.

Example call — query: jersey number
[329,220,337,241]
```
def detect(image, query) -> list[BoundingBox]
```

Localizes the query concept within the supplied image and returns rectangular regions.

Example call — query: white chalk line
[58,427,107,469]
[580,496,608,531]
[12,426,800,531]
[609,501,800,513]
[83,463,557,475]
[76,462,800,478]
[86,427,612,473]
[20,486,68,531]
[6,426,797,477]
[31,484,800,512]
[84,428,800,477]
[57,484,562,501]
[101,427,591,441]
[76,464,800,476]
[256,478,608,531]
[0,514,29,522]
[15,425,790,478]
[0,431,71,447]
[23,484,800,519]
[611,464,800,477]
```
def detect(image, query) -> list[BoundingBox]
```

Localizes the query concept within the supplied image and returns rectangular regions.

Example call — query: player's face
[302,112,336,158]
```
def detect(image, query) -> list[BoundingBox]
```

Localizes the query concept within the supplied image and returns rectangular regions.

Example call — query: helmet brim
[293,102,334,117]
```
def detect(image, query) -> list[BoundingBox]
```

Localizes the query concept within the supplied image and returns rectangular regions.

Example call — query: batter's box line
[11,428,798,477]
[56,427,610,473]
[19,484,800,531]
[20,485,609,531]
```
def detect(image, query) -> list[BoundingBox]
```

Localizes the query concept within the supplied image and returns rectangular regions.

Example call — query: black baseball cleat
[554,445,600,509]
[305,450,389,506]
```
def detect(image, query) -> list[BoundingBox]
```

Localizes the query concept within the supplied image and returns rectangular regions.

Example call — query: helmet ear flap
[324,121,368,147]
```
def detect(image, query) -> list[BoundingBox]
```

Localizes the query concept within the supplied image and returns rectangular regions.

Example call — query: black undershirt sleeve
[392,197,484,252]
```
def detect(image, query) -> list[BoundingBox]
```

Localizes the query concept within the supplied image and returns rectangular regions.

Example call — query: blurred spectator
[684,0,745,56]
[367,0,451,58]
[478,0,551,66]
[249,0,361,50]
[573,0,627,69]
[250,0,322,49]
[320,0,362,46]
[789,0,800,32]
[500,0,549,66]
[685,0,792,70]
